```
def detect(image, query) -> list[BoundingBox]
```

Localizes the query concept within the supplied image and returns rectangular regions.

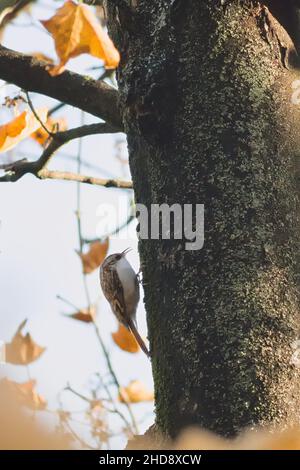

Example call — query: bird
[100,248,150,357]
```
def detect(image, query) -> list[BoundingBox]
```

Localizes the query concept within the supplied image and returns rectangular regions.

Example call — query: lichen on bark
[108,0,300,437]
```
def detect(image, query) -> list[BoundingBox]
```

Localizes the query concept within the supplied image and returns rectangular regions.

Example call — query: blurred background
[0,0,154,449]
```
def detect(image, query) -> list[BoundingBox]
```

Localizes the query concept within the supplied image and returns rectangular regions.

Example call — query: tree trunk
[108,0,300,437]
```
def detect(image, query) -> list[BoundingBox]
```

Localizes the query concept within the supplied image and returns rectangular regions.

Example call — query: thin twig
[63,418,97,450]
[92,323,139,434]
[25,90,53,136]
[0,122,125,185]
[76,112,87,268]
[73,119,139,435]
[65,384,95,405]
[0,158,27,170]
[100,380,132,430]
[48,102,65,117]
[66,382,131,431]
[38,169,133,189]
[56,294,81,312]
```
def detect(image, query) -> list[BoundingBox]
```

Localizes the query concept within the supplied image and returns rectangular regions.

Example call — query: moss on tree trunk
[108,0,300,437]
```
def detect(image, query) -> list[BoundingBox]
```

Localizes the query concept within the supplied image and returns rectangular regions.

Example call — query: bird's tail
[127,319,150,358]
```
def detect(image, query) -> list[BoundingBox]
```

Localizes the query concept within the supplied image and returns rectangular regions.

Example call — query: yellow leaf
[41,0,120,76]
[112,324,140,354]
[77,238,109,274]
[31,117,67,147]
[63,306,95,323]
[119,380,154,404]
[0,108,48,153]
[5,319,46,365]
[1,379,47,411]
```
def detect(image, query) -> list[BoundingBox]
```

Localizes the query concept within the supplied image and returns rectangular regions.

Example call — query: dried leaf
[175,426,300,450]
[31,117,67,146]
[112,324,140,354]
[63,306,95,323]
[1,378,47,411]
[41,0,120,76]
[0,380,72,449]
[5,319,46,365]
[119,380,154,404]
[0,108,48,153]
[77,238,109,274]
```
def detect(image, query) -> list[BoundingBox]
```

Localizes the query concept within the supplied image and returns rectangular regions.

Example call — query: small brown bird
[100,248,150,357]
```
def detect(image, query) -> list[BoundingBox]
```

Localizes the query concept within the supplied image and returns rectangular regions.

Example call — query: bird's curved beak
[121,247,132,257]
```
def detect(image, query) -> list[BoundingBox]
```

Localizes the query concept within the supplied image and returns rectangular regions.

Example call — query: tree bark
[108,0,300,437]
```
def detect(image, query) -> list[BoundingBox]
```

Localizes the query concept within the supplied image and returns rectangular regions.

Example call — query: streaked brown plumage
[100,249,150,357]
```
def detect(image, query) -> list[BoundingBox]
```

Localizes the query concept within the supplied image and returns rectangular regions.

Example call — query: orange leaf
[63,306,95,323]
[0,108,48,153]
[5,319,46,365]
[119,380,154,404]
[1,378,47,411]
[112,324,140,354]
[41,0,120,76]
[31,117,67,147]
[77,238,109,274]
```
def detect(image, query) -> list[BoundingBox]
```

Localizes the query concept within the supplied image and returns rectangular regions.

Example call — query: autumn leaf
[77,238,109,274]
[112,324,140,354]
[1,378,47,411]
[119,380,154,404]
[175,426,300,450]
[41,0,120,76]
[0,108,48,153]
[31,117,67,147]
[5,319,46,365]
[63,306,95,323]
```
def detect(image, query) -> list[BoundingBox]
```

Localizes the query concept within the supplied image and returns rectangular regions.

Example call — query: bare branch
[0,158,27,170]
[0,45,123,130]
[25,90,54,137]
[0,164,132,188]
[38,170,132,189]
[57,122,120,140]
[0,122,125,186]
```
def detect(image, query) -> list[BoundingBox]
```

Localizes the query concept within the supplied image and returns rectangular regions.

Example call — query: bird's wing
[100,265,149,357]
[102,266,128,325]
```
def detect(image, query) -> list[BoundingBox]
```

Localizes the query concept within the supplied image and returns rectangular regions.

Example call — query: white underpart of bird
[115,256,140,323]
